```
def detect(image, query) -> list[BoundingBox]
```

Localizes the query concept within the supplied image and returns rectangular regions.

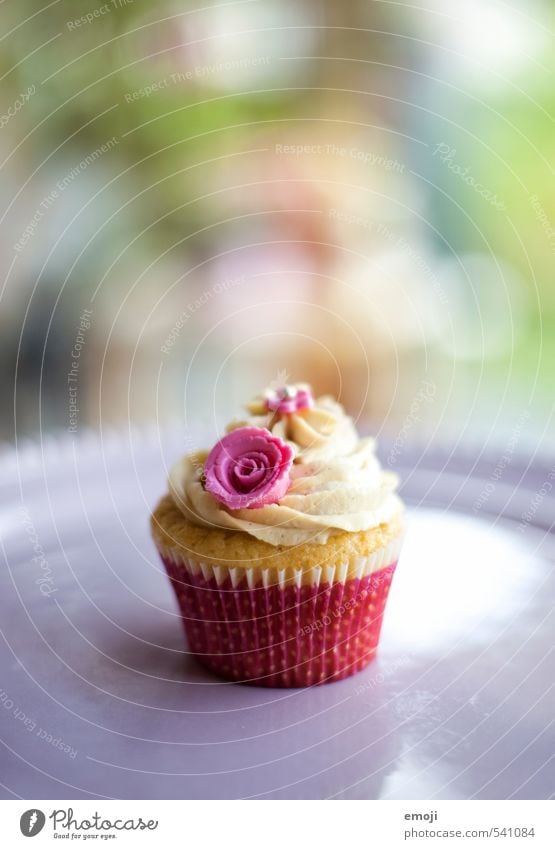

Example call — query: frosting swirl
[169,388,402,546]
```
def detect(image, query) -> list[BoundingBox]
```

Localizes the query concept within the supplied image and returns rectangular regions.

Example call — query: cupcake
[151,383,404,687]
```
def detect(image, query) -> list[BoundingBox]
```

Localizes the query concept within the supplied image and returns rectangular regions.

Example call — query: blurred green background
[1,0,553,448]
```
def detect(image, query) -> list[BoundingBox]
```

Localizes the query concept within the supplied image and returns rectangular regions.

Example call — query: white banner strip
[2,800,553,848]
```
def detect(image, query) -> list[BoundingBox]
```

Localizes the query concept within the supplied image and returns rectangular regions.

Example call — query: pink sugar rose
[204,426,294,510]
[265,383,314,415]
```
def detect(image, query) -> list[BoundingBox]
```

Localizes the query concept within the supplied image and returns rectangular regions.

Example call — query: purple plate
[0,430,553,799]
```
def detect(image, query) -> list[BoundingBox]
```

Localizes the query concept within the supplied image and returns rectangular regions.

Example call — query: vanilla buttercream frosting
[168,387,403,546]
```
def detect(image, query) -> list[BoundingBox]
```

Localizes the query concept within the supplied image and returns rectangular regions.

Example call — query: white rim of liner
[157,534,404,589]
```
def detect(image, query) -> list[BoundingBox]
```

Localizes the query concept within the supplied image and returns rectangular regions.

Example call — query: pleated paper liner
[157,535,402,687]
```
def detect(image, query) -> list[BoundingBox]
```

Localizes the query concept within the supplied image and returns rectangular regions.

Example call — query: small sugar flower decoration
[204,426,293,510]
[264,383,314,415]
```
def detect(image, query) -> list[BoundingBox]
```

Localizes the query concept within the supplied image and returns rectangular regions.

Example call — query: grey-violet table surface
[0,429,553,800]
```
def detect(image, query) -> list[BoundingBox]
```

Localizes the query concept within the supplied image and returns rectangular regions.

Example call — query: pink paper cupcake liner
[158,536,402,687]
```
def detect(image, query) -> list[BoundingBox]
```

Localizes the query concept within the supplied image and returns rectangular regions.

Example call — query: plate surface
[0,431,553,799]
